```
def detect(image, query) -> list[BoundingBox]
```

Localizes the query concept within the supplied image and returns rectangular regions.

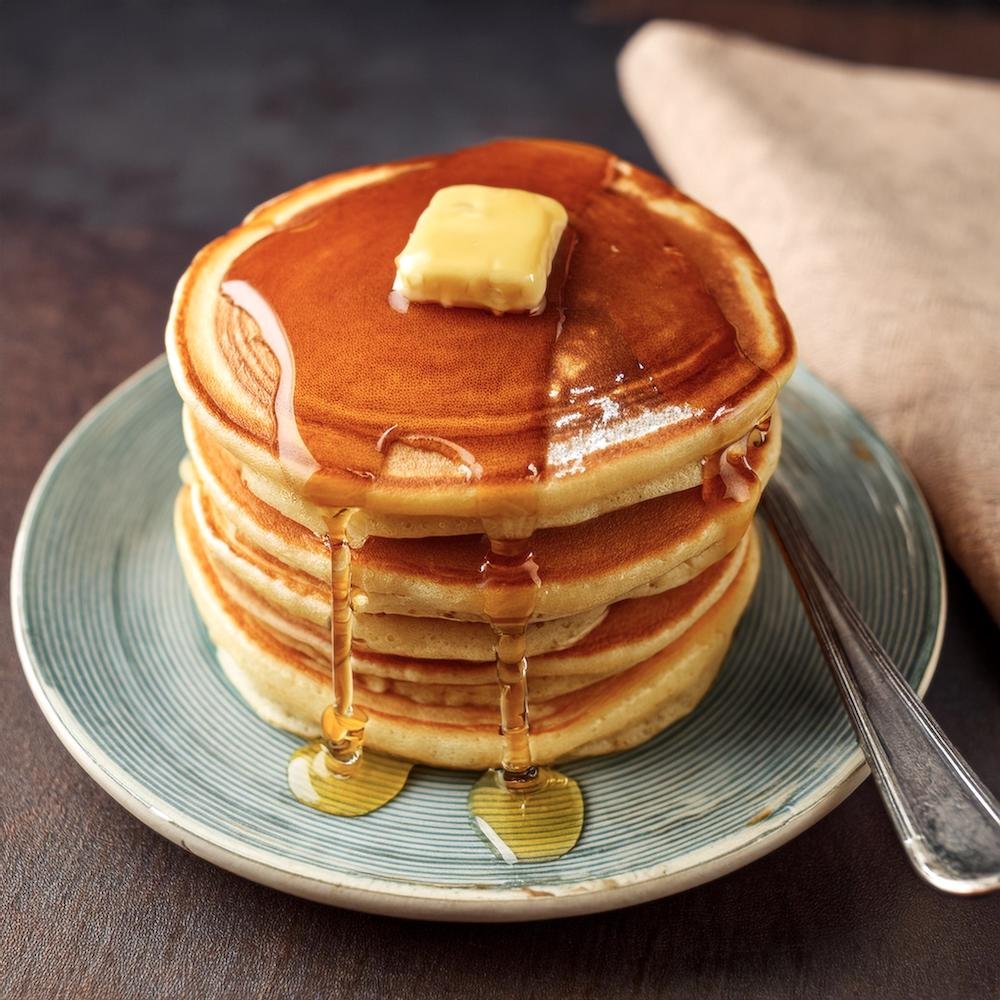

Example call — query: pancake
[167,138,794,533]
[165,137,795,777]
[180,468,752,682]
[176,483,761,768]
[184,402,780,621]
[184,461,609,652]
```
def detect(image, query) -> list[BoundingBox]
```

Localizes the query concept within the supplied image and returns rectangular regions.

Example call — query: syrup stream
[482,536,542,784]
[221,279,412,816]
[214,141,788,853]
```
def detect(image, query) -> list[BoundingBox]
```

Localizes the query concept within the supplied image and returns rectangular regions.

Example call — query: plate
[11,357,945,921]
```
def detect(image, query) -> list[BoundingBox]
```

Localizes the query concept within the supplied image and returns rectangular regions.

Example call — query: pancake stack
[166,139,795,771]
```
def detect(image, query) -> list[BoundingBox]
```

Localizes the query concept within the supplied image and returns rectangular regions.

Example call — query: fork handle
[762,481,1000,895]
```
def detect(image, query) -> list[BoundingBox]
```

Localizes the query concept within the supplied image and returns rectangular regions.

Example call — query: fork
[761,465,1000,895]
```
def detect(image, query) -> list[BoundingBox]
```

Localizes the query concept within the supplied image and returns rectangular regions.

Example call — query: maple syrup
[220,280,412,817]
[467,533,583,862]
[213,140,792,853]
[701,416,773,505]
[287,509,413,816]
[468,766,583,863]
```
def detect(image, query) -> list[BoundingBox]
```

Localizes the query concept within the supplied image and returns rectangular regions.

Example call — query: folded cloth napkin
[620,22,1000,622]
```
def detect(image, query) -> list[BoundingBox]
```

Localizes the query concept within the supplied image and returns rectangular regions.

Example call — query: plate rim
[11,356,947,921]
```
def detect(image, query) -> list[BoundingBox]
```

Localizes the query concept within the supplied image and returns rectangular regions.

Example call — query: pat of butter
[392,185,568,314]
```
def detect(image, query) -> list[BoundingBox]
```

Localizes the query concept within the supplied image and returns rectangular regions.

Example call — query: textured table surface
[2,3,998,997]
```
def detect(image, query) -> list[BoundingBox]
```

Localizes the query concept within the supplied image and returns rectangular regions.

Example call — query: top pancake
[167,139,795,527]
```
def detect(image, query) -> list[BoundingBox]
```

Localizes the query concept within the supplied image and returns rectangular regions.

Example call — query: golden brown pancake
[175,483,761,768]
[167,139,794,532]
[183,402,779,621]
[180,459,753,683]
[165,138,794,771]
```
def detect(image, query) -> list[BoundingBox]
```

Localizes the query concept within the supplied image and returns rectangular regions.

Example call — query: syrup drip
[216,141,791,855]
[701,415,773,505]
[221,279,412,817]
[466,532,584,861]
[319,509,361,761]
[482,536,540,781]
[288,510,413,816]
[376,425,584,859]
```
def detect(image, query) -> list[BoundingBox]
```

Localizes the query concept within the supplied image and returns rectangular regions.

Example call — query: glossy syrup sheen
[215,139,783,854]
[221,139,779,505]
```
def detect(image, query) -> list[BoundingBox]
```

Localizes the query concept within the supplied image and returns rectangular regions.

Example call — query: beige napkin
[619,21,1000,622]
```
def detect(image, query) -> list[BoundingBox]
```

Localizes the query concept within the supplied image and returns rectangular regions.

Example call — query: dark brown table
[3,3,998,997]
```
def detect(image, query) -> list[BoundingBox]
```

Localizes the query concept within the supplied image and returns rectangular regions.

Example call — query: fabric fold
[620,21,1000,621]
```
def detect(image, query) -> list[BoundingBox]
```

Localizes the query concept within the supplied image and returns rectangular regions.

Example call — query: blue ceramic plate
[12,358,944,921]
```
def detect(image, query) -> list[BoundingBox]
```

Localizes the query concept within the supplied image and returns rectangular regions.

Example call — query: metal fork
[761,468,1000,895]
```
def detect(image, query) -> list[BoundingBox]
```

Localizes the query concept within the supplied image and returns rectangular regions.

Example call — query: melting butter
[392,184,567,314]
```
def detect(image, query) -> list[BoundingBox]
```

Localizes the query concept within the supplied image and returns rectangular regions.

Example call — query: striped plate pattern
[12,358,944,921]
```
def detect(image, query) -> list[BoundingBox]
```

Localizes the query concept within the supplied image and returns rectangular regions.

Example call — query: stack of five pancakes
[167,139,795,771]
